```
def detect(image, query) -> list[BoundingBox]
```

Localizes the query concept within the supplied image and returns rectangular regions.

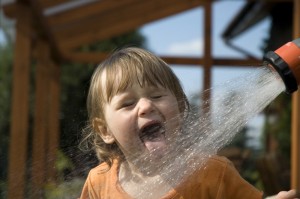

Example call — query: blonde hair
[82,47,189,167]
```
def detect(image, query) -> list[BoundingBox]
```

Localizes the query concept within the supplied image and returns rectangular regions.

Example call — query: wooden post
[31,40,50,198]
[202,1,212,113]
[7,7,32,199]
[31,40,61,196]
[291,0,300,191]
[46,60,61,182]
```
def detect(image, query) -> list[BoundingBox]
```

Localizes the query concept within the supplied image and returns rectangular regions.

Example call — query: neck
[118,161,172,199]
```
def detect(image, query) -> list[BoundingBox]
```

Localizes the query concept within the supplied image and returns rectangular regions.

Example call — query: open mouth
[139,121,167,157]
[139,122,165,142]
[139,121,168,159]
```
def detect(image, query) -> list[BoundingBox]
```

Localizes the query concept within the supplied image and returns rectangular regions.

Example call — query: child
[79,47,298,199]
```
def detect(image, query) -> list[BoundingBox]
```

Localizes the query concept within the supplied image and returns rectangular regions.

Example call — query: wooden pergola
[1,0,300,198]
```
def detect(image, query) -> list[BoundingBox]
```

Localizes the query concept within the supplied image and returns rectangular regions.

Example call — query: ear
[93,118,115,144]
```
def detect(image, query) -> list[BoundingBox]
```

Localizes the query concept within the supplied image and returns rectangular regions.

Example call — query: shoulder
[203,155,263,199]
[183,155,235,190]
[202,155,247,182]
[87,160,119,185]
[79,160,121,198]
[203,155,233,172]
[207,155,232,164]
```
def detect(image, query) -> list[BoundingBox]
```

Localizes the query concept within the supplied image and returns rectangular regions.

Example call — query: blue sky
[140,1,271,97]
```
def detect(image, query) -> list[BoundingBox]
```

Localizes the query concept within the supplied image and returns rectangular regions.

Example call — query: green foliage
[55,150,75,178]
[44,178,85,199]
[0,42,13,199]
[262,93,291,158]
[0,180,7,199]
[80,31,146,52]
[0,43,13,129]
[44,150,83,199]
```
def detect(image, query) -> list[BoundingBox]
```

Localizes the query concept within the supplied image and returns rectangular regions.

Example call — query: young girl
[79,47,298,199]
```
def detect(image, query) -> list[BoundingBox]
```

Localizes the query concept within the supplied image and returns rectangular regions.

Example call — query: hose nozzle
[263,38,300,94]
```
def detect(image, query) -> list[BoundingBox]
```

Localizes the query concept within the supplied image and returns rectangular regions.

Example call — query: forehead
[101,65,164,102]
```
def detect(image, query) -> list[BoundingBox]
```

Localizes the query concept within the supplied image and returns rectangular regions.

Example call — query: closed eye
[150,95,163,99]
[121,101,135,108]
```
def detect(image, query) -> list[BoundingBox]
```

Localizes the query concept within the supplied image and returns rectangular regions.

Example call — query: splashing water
[121,65,286,199]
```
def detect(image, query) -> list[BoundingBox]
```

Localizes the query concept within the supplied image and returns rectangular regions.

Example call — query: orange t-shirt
[79,156,263,199]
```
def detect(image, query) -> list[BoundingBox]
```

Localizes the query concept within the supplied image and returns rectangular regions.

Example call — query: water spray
[123,40,300,198]
[263,38,300,94]
[80,40,300,199]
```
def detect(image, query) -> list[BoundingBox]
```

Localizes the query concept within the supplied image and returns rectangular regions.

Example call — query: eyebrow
[109,91,131,105]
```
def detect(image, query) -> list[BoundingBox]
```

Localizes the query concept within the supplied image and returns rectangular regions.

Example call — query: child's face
[100,79,181,162]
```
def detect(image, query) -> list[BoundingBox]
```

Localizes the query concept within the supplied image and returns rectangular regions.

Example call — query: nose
[137,98,155,116]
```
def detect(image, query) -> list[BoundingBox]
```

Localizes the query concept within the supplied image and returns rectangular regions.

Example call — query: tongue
[143,134,167,157]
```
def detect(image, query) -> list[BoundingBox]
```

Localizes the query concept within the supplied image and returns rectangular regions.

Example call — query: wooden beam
[31,41,49,199]
[2,1,64,61]
[53,0,206,50]
[2,0,137,22]
[7,7,32,199]
[202,1,212,112]
[162,56,204,66]
[2,0,207,51]
[62,51,109,64]
[166,57,261,67]
[2,3,32,28]
[1,3,18,19]
[2,0,73,18]
[62,51,260,66]
[291,0,300,191]
[47,0,139,28]
[40,0,72,8]
[29,0,62,61]
[213,58,260,66]
[31,40,61,193]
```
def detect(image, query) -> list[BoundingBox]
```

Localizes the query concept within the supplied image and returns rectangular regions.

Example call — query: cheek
[161,103,181,130]
[163,99,181,119]
[106,115,127,134]
[105,113,136,140]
